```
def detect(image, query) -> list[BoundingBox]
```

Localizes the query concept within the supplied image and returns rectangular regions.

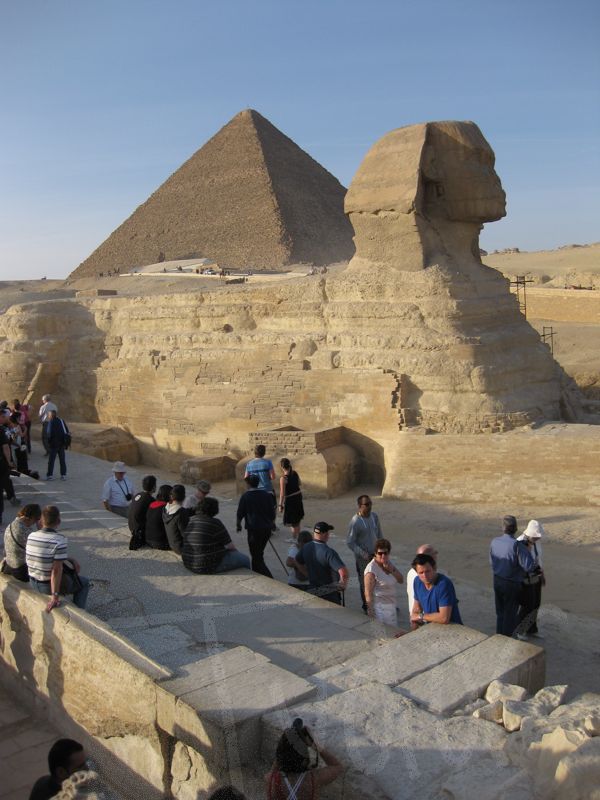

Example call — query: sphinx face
[421,122,506,224]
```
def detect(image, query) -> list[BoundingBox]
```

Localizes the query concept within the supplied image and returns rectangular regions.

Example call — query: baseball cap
[314,521,334,534]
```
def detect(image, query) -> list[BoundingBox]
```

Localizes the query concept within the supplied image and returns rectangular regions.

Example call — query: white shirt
[406,567,417,614]
[39,401,58,422]
[365,559,398,607]
[101,475,134,507]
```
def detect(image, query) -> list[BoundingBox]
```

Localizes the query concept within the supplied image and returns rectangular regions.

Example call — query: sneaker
[516,633,529,641]
[60,476,67,481]
[46,476,53,481]
[9,497,19,506]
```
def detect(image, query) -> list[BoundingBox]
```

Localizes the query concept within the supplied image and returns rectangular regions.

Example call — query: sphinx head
[345,121,506,269]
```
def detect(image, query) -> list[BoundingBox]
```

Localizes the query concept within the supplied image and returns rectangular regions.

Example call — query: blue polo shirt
[413,572,462,624]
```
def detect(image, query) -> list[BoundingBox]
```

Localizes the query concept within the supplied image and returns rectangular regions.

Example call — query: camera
[292,717,314,746]
[125,493,132,501]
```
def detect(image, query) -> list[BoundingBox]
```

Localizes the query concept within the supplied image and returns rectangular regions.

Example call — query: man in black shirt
[42,410,70,481]
[236,474,276,578]
[29,739,87,800]
[127,474,156,550]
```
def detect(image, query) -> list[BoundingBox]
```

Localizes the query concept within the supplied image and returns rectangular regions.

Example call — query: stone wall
[383,423,600,506]
[1,574,552,800]
[521,288,600,324]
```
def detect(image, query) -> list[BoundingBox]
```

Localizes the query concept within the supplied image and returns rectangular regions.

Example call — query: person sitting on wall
[2,503,42,582]
[183,479,211,511]
[29,739,88,800]
[26,504,91,612]
[127,475,156,550]
[182,496,250,574]
[410,553,462,629]
[162,484,191,555]
[144,484,172,550]
[101,462,134,518]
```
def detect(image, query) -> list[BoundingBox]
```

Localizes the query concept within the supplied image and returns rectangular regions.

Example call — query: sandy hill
[485,242,600,287]
[69,109,355,279]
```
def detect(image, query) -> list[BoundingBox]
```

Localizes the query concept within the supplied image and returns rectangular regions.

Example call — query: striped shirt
[25,528,68,582]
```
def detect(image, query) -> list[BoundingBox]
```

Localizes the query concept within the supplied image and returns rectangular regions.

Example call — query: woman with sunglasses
[364,538,403,627]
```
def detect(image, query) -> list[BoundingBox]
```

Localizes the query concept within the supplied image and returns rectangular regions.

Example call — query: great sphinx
[0,120,583,485]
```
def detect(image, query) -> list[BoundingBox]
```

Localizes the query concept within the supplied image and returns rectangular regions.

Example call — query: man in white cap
[101,462,134,518]
[516,520,545,639]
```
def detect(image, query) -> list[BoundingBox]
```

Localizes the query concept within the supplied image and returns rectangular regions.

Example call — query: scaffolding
[510,275,534,318]
[542,326,556,356]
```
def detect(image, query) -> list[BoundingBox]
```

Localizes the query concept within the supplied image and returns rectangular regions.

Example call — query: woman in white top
[364,538,403,626]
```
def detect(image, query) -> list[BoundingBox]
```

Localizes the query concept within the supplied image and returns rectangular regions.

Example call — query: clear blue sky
[1,0,598,280]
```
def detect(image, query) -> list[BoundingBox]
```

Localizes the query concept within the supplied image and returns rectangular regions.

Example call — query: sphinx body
[0,121,582,484]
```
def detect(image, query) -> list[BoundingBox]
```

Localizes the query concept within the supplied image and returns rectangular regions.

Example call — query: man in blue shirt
[244,444,275,494]
[295,522,349,605]
[410,553,462,628]
[490,515,534,637]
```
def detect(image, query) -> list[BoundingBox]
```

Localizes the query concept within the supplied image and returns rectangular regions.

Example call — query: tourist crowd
[0,416,547,800]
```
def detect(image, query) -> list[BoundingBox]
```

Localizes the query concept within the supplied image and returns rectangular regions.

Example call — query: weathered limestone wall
[1,574,555,800]
[383,424,600,506]
[520,288,600,324]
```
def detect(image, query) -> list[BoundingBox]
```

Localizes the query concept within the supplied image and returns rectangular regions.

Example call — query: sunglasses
[375,550,389,556]
[360,502,372,507]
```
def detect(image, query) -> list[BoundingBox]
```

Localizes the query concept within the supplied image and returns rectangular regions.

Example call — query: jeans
[30,574,91,610]
[214,549,251,573]
[47,447,67,478]
[493,575,521,637]
[247,528,273,578]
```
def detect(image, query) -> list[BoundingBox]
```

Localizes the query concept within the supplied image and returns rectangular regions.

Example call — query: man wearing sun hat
[516,519,546,639]
[101,462,135,518]
[295,522,349,605]
[183,479,211,511]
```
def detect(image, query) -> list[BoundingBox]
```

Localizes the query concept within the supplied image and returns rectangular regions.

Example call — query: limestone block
[180,455,237,483]
[396,635,544,715]
[504,693,600,767]
[503,685,568,732]
[473,700,504,723]
[552,736,600,800]
[485,679,528,704]
[100,734,165,792]
[159,647,316,768]
[262,684,507,800]
[437,756,533,800]
[452,698,487,717]
[527,726,589,797]
[68,422,140,465]
[311,624,487,699]
[171,741,220,800]
[584,714,600,735]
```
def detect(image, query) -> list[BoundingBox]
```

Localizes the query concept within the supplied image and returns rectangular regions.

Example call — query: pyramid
[70,109,355,277]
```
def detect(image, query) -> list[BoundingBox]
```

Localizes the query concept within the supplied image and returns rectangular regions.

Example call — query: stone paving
[0,690,60,800]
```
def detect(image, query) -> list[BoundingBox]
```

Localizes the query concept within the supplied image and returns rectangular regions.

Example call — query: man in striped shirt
[26,505,90,612]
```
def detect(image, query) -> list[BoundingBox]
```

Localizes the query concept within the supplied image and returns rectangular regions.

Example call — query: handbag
[60,419,72,449]
[60,560,83,594]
